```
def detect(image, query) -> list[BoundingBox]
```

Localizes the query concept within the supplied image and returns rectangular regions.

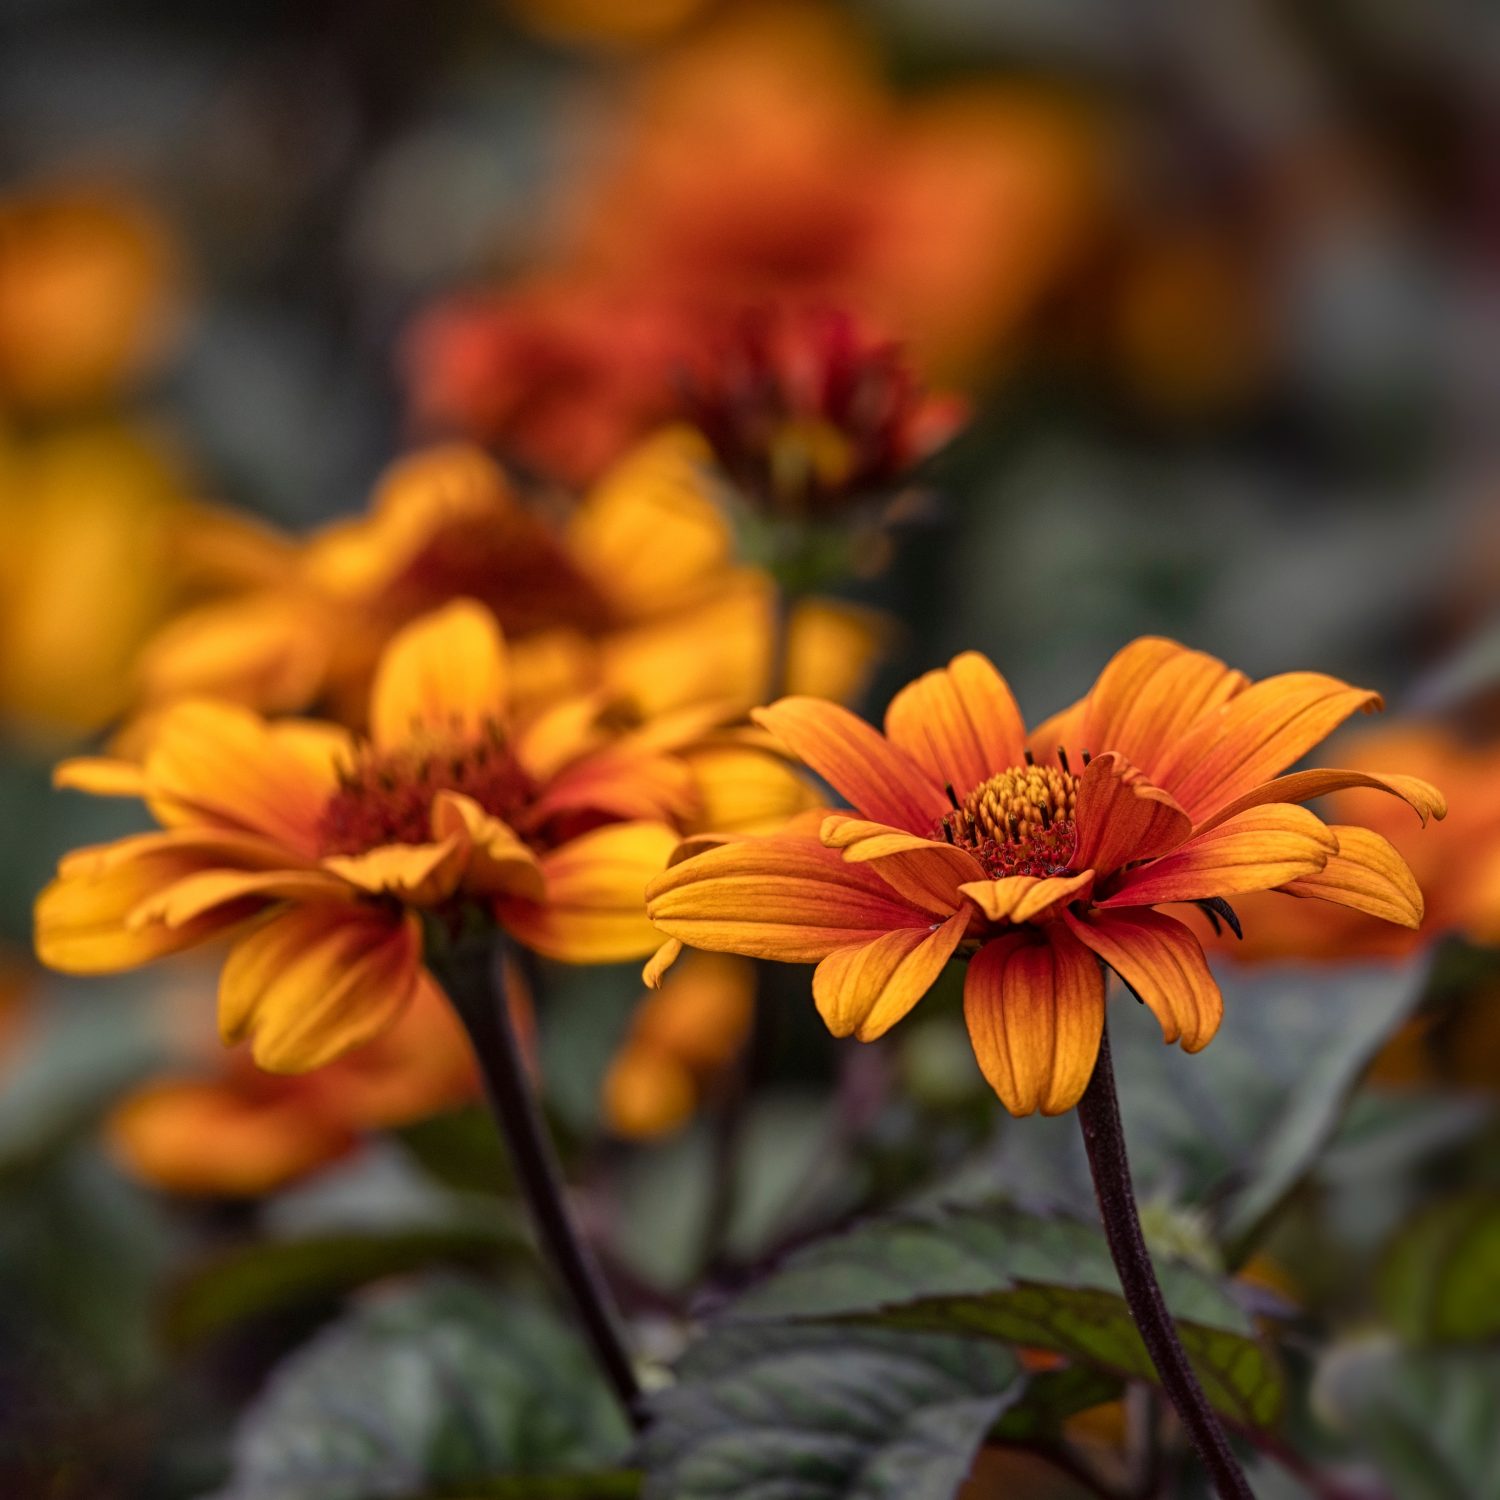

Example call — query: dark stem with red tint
[434,929,644,1430]
[1076,1020,1254,1500]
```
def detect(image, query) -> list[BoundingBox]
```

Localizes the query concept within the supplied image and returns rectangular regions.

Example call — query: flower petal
[647,827,933,963]
[814,911,969,1042]
[1026,695,1087,766]
[1071,752,1192,876]
[1278,825,1424,928]
[753,697,948,835]
[321,837,468,906]
[1192,767,1447,834]
[1080,638,1247,782]
[219,905,423,1072]
[369,599,508,751]
[1101,804,1337,907]
[523,746,698,830]
[958,869,1095,924]
[1062,907,1222,1052]
[1149,672,1384,823]
[128,868,355,929]
[501,821,679,962]
[963,925,1105,1116]
[680,739,822,836]
[431,791,544,900]
[54,756,148,797]
[883,652,1027,795]
[821,814,985,917]
[643,938,684,988]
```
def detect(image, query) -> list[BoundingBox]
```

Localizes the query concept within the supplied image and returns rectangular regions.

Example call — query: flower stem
[1075,1020,1254,1500]
[436,931,644,1430]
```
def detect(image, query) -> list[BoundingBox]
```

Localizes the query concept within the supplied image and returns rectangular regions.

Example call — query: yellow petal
[681,739,821,836]
[431,791,544,900]
[814,911,969,1041]
[53,756,147,797]
[958,870,1095,924]
[128,868,354,929]
[783,598,890,705]
[1279,825,1424,928]
[821,814,985,917]
[369,599,508,751]
[321,837,468,907]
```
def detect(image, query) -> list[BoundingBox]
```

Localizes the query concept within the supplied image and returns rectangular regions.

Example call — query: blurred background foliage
[1,1,1498,1497]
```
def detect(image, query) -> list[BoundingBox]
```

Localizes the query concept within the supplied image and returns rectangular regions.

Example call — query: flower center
[937,762,1080,880]
[317,728,536,857]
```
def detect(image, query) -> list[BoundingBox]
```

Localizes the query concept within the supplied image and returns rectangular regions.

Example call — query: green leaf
[988,1364,1124,1444]
[1315,1338,1500,1500]
[641,1323,1024,1500]
[165,1224,530,1349]
[210,1275,631,1500]
[1377,1190,1500,1345]
[726,1201,1283,1429]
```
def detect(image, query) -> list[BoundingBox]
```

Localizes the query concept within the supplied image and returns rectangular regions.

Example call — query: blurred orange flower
[602,951,754,1139]
[648,639,1444,1116]
[0,184,184,413]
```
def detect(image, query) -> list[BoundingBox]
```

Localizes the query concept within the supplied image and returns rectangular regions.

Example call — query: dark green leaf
[726,1201,1283,1428]
[641,1323,1023,1500]
[1377,1191,1500,1346]
[210,1275,631,1500]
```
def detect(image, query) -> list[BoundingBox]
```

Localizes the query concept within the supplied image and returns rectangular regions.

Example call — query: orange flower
[109,973,480,1195]
[647,639,1445,1116]
[35,599,795,1072]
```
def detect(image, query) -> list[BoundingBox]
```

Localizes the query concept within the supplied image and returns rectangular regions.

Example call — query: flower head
[647,638,1446,1116]
[36,600,805,1072]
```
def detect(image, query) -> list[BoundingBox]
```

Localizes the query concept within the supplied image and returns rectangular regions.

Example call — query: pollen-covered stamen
[317,724,537,857]
[936,763,1081,880]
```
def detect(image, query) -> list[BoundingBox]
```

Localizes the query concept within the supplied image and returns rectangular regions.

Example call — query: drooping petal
[679,738,822,836]
[963,926,1105,1116]
[1149,672,1384,823]
[883,652,1027,795]
[1191,768,1447,834]
[369,599,508,751]
[321,837,468,906]
[1080,637,1247,782]
[500,821,679,962]
[958,870,1096,924]
[752,697,948,835]
[813,911,969,1042]
[1062,908,1222,1052]
[647,828,934,963]
[1101,804,1337,907]
[53,756,148,798]
[1277,825,1424,928]
[128,868,355,929]
[821,814,984,917]
[430,791,544,900]
[643,938,684,988]
[58,826,310,881]
[219,904,423,1072]
[1071,752,1192,876]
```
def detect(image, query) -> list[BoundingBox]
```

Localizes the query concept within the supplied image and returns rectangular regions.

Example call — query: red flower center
[936,763,1080,879]
[317,728,536,856]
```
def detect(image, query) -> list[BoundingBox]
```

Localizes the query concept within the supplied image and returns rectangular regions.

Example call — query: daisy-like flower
[36,599,803,1072]
[647,638,1446,1116]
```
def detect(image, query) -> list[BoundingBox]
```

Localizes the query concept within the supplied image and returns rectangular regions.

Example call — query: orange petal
[59,826,310,880]
[958,869,1095,924]
[430,791,544,900]
[1080,638,1247,783]
[53,756,147,797]
[643,938,684,988]
[1102,804,1337,907]
[753,697,948,835]
[524,745,698,830]
[1192,767,1447,834]
[821,814,984,917]
[128,868,354,929]
[963,926,1105,1116]
[321,837,468,906]
[500,821,678,963]
[369,599,507,751]
[1071,752,1192,876]
[679,739,822,836]
[1278,825,1424,928]
[647,828,934,963]
[1150,672,1384,823]
[1063,908,1222,1052]
[883,652,1026,795]
[1027,695,1087,766]
[219,905,423,1072]
[814,911,969,1041]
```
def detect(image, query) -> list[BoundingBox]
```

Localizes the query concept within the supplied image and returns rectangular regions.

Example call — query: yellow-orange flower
[647,639,1445,1116]
[36,599,798,1072]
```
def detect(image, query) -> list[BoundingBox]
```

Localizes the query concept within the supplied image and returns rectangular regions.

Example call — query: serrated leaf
[1315,1338,1500,1500]
[641,1323,1023,1500]
[1377,1191,1500,1346]
[726,1202,1282,1428]
[210,1275,630,1500]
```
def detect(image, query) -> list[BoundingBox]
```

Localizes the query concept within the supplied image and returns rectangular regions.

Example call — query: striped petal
[821,814,985,917]
[1101,804,1336,907]
[1063,908,1222,1052]
[883,652,1027,795]
[963,925,1105,1116]
[753,697,948,835]
[128,868,355,929]
[1278,825,1424,928]
[814,911,969,1042]
[647,828,932,963]
[1192,767,1447,834]
[1071,752,1192,876]
[959,870,1095,924]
